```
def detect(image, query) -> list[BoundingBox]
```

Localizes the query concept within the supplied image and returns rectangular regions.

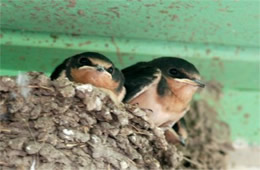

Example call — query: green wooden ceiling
[1,0,259,47]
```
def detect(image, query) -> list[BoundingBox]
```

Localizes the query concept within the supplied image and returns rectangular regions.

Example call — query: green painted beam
[1,29,259,90]
[218,89,260,145]
[1,0,259,47]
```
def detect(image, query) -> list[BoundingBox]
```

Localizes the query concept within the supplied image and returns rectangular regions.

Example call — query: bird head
[51,52,125,95]
[151,57,205,104]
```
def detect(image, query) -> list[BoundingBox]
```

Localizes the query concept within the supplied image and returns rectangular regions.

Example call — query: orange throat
[165,77,199,112]
[129,78,198,127]
[70,68,123,102]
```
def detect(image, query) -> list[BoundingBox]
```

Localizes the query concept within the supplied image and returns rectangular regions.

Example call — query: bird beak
[175,78,205,88]
[179,136,186,146]
[96,65,105,72]
[192,79,205,88]
[78,65,105,72]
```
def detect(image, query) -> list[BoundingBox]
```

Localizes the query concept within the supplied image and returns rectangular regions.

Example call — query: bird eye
[169,68,180,77]
[78,57,91,65]
[106,66,114,74]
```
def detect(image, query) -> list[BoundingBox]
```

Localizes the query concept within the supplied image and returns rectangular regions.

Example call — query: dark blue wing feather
[122,62,160,102]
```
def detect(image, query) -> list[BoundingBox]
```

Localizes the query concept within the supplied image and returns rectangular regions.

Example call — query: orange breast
[129,82,186,127]
[70,68,119,93]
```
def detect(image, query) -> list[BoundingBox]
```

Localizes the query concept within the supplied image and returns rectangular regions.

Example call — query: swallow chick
[50,52,125,104]
[122,57,204,144]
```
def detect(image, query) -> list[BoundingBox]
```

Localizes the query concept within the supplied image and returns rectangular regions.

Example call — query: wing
[122,62,161,102]
[50,58,70,80]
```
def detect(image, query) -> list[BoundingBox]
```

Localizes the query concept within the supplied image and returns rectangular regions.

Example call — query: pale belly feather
[130,84,186,127]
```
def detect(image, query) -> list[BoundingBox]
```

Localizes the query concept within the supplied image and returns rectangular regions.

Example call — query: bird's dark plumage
[150,57,200,76]
[50,58,70,80]
[122,62,161,102]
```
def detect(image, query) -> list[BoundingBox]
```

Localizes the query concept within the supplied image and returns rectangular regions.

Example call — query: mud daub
[177,100,233,170]
[0,72,182,170]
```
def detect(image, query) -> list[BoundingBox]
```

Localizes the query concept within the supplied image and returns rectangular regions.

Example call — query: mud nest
[0,72,231,170]
[0,72,182,170]
[176,86,233,169]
